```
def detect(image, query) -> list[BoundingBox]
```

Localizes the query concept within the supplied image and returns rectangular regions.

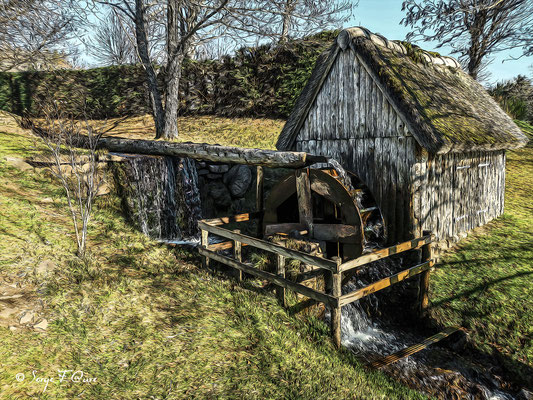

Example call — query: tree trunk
[163,52,183,140]
[162,0,184,140]
[279,0,294,44]
[135,0,165,139]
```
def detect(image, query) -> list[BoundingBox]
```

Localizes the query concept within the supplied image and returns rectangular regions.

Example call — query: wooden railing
[198,212,435,348]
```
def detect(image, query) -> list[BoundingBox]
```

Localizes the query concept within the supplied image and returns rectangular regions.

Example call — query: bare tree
[89,10,137,65]
[31,103,105,258]
[233,0,355,44]
[0,0,80,71]
[97,0,353,139]
[95,0,237,139]
[401,0,533,80]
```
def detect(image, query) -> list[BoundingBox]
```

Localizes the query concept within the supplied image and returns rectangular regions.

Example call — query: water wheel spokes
[264,167,383,260]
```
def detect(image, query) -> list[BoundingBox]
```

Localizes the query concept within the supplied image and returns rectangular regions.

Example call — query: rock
[36,260,56,275]
[207,173,222,180]
[230,198,246,214]
[4,157,33,171]
[196,161,207,168]
[208,164,229,174]
[518,389,533,400]
[9,326,17,332]
[224,165,252,198]
[19,310,35,325]
[33,319,49,331]
[96,182,112,196]
[207,181,232,207]
[197,169,209,176]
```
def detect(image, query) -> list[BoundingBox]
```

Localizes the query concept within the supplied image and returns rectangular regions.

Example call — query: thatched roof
[277,27,529,154]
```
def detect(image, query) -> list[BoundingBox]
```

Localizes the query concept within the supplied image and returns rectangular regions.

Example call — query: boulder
[224,165,252,198]
[207,181,232,207]
[4,157,33,172]
[208,164,229,173]
[207,173,223,180]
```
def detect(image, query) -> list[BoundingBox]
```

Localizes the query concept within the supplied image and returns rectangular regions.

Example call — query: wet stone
[208,164,229,173]
[224,165,252,198]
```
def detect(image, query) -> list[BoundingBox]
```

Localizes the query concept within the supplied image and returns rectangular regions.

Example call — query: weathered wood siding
[294,48,505,243]
[414,149,505,241]
[295,49,416,243]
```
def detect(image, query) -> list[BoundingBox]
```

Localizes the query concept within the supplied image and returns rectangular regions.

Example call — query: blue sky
[348,0,532,84]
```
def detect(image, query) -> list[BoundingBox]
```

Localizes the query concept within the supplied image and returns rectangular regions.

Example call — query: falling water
[338,257,519,399]
[115,154,202,242]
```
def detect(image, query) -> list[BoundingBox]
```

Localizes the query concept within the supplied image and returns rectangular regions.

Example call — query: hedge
[0,31,337,119]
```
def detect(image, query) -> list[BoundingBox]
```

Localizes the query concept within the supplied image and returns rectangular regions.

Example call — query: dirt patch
[0,280,48,331]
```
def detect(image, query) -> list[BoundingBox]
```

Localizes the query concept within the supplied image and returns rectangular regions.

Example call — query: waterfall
[115,154,202,242]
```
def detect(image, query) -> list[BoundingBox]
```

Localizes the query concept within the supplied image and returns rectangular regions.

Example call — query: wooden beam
[419,242,432,317]
[208,240,249,252]
[339,235,432,272]
[264,223,306,237]
[369,327,459,368]
[256,166,264,237]
[339,261,433,306]
[198,221,338,272]
[276,254,286,307]
[202,211,262,226]
[331,262,342,349]
[93,136,329,168]
[296,169,314,235]
[313,224,359,242]
[198,247,338,307]
[201,229,209,269]
[234,230,243,282]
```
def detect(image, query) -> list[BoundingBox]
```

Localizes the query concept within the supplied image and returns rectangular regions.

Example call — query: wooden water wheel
[263,168,386,261]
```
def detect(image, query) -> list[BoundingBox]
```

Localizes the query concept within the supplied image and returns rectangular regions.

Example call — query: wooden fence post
[276,254,286,307]
[201,229,210,269]
[234,229,242,282]
[331,257,342,348]
[256,166,264,237]
[419,242,433,317]
[295,168,314,236]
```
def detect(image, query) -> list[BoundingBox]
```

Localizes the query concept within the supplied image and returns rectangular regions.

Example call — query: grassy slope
[92,115,284,150]
[0,123,423,399]
[429,122,533,371]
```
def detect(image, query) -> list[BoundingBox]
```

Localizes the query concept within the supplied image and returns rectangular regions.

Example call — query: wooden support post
[419,242,433,317]
[296,168,314,236]
[201,229,210,269]
[256,166,264,237]
[234,230,242,282]
[331,258,342,348]
[276,254,286,307]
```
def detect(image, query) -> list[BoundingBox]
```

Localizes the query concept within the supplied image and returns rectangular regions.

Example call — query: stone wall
[196,161,255,218]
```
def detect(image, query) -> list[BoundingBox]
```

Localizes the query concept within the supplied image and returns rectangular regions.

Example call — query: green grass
[514,120,533,143]
[88,114,284,149]
[0,127,423,398]
[429,128,533,379]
